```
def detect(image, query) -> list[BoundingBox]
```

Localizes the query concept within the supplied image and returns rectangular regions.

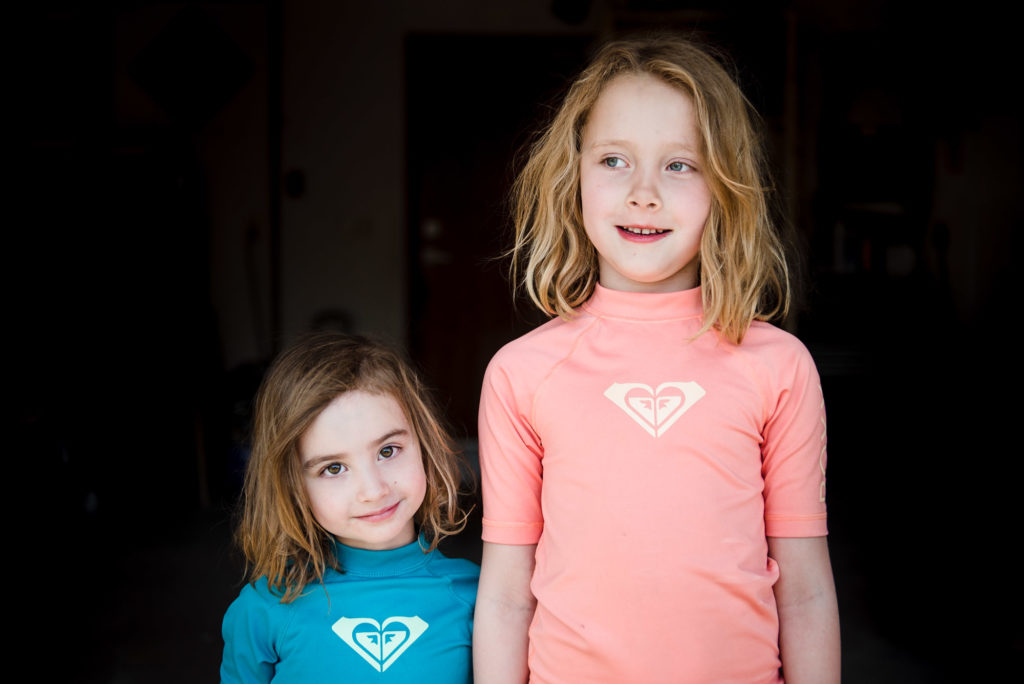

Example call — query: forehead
[583,73,699,143]
[299,390,411,458]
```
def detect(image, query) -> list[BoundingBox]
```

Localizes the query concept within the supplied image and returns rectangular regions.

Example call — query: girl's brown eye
[379,445,396,459]
[325,463,344,475]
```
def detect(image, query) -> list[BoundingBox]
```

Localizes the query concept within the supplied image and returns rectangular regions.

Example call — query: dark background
[13,1,1019,681]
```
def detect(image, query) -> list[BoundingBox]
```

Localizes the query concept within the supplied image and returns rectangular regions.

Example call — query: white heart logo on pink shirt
[604,381,706,437]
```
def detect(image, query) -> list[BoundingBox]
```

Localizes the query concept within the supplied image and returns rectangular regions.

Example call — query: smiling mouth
[357,502,400,522]
[618,225,669,235]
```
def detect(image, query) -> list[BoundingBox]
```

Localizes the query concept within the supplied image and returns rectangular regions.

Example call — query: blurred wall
[214,0,596,370]
[15,1,1020,680]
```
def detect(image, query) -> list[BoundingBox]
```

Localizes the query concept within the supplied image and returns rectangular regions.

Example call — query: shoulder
[425,547,481,580]
[227,577,280,608]
[221,577,295,647]
[733,321,818,371]
[424,548,480,606]
[222,571,343,619]
[485,311,596,383]
[224,578,287,618]
[722,322,822,400]
[741,320,811,354]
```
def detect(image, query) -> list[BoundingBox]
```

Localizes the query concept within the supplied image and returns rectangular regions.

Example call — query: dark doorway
[404,34,592,439]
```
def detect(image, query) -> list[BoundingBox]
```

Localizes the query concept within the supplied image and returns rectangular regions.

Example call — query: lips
[620,225,668,235]
[617,225,671,241]
[356,502,400,522]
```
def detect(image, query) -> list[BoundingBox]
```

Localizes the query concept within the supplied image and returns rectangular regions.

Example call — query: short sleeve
[477,352,545,545]
[761,343,829,538]
[220,583,279,684]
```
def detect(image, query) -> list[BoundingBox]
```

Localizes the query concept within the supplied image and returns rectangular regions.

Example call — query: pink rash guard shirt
[478,284,828,684]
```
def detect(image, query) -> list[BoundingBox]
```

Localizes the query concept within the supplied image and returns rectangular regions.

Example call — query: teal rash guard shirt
[220,536,479,683]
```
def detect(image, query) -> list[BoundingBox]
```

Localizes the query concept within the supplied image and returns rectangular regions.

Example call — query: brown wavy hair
[510,32,790,343]
[236,332,471,602]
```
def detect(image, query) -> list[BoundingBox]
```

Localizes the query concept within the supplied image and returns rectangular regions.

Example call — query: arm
[220,586,276,684]
[473,541,537,684]
[767,536,841,684]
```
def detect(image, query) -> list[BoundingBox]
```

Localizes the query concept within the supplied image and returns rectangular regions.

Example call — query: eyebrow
[302,428,411,469]
[587,139,700,155]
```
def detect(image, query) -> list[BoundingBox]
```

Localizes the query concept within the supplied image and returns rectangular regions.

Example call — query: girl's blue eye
[668,161,692,172]
[602,156,625,168]
[379,445,397,460]
[324,463,346,475]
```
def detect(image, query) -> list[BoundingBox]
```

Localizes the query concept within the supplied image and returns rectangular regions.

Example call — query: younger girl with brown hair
[221,332,478,683]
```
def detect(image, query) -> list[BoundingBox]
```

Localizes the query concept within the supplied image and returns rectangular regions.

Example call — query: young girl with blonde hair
[474,34,840,683]
[221,332,478,683]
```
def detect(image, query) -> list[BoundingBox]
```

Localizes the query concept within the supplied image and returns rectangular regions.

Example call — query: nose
[356,465,390,502]
[627,167,661,210]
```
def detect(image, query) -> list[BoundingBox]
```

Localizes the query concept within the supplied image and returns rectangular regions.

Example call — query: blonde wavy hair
[236,332,471,602]
[511,33,790,343]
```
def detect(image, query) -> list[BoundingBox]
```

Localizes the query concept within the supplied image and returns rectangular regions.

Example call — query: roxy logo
[604,382,706,437]
[332,616,428,672]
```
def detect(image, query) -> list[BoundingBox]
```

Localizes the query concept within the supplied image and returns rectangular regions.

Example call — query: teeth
[621,226,667,235]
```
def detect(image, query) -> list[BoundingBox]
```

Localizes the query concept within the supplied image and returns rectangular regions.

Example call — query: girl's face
[299,390,427,551]
[579,73,712,292]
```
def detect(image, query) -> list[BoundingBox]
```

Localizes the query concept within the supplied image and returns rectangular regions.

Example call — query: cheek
[692,182,713,222]
[580,179,612,241]
[303,482,336,529]
[305,480,326,505]
[579,171,605,214]
[405,459,428,509]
